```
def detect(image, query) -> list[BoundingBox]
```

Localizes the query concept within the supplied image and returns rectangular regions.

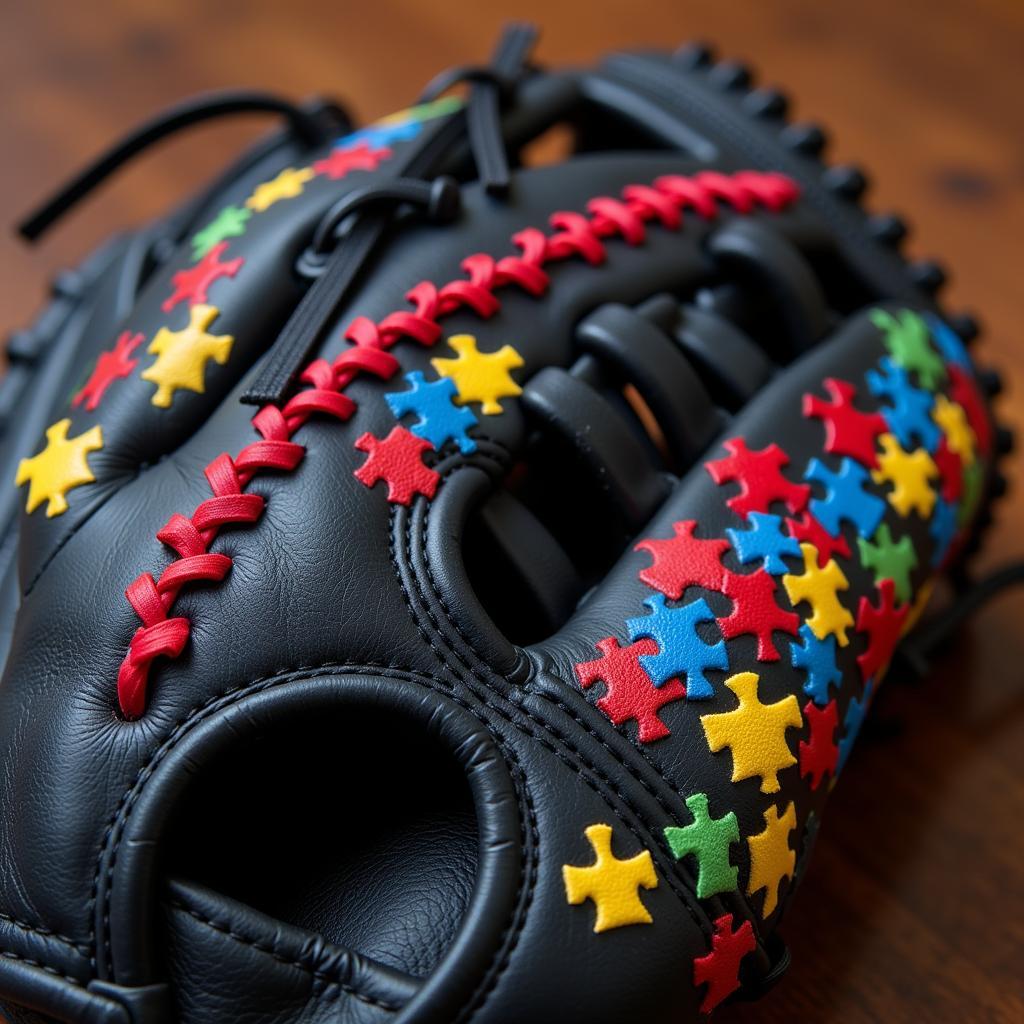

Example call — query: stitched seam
[113,170,801,718]
[0,950,83,987]
[0,912,91,957]
[165,900,401,1012]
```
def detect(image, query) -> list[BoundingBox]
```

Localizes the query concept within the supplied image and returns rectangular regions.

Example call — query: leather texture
[0,42,1003,1024]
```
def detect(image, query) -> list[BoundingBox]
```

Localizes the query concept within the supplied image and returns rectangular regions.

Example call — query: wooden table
[1,1,1021,1021]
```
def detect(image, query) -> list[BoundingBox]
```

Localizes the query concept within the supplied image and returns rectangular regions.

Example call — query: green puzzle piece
[664,792,740,899]
[858,523,918,604]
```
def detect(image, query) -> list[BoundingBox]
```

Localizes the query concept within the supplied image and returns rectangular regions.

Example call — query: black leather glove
[0,27,1012,1024]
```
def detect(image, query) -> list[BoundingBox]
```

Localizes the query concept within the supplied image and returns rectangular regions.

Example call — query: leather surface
[0,46,999,1024]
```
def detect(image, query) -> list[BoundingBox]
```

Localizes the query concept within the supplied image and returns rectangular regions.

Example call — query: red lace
[116,169,801,719]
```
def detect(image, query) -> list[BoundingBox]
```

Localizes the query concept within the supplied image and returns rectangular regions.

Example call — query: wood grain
[1,1,1021,1020]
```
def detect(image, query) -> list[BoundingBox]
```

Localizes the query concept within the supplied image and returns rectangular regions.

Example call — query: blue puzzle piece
[925,313,972,372]
[336,118,422,150]
[385,371,478,453]
[838,683,872,774]
[805,457,886,539]
[791,623,843,706]
[625,594,728,699]
[930,496,959,566]
[866,357,941,452]
[726,512,801,575]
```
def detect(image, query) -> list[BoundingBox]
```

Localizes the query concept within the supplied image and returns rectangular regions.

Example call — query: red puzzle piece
[948,365,992,456]
[313,141,393,179]
[718,568,800,662]
[856,578,909,683]
[162,242,244,313]
[933,435,964,503]
[693,913,757,1013]
[803,377,888,468]
[354,426,440,504]
[72,330,143,412]
[705,438,810,519]
[634,519,730,598]
[785,512,851,567]
[575,636,686,743]
[799,699,839,791]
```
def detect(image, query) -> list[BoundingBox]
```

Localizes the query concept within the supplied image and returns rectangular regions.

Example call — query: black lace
[17,90,347,242]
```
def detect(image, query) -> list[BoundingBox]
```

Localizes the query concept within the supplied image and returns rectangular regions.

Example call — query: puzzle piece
[312,140,392,179]
[705,438,810,519]
[562,823,657,933]
[867,357,941,451]
[870,308,946,390]
[664,793,739,899]
[838,683,872,774]
[802,377,888,468]
[718,568,800,662]
[805,457,886,539]
[430,334,523,414]
[71,330,143,411]
[857,523,918,604]
[872,434,939,518]
[726,512,801,575]
[947,365,992,456]
[575,637,687,743]
[385,371,478,453]
[353,426,440,504]
[337,97,461,150]
[141,304,234,409]
[790,622,842,706]
[799,699,839,791]
[785,511,851,567]
[626,595,729,699]
[958,463,984,527]
[746,801,797,917]
[701,672,802,794]
[692,914,756,1014]
[191,205,251,261]
[635,519,730,598]
[245,166,315,212]
[162,242,243,314]
[930,496,960,567]
[856,579,909,684]
[15,418,103,517]
[925,312,972,371]
[933,435,964,503]
[932,394,976,467]
[782,543,855,646]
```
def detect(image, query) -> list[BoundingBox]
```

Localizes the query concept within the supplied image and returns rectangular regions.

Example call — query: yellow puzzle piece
[747,801,797,917]
[782,543,855,646]
[431,334,523,414]
[872,433,939,518]
[932,394,976,466]
[563,823,658,933]
[245,167,315,213]
[15,418,103,518]
[141,305,234,409]
[701,673,802,795]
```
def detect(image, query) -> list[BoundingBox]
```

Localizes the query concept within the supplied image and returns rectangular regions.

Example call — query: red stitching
[115,170,800,719]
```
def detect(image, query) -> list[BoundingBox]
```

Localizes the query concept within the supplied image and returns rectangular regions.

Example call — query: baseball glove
[0,25,1015,1024]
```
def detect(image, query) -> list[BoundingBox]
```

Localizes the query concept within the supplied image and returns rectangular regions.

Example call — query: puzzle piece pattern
[72,331,143,412]
[312,141,392,180]
[932,394,976,467]
[385,371,479,453]
[636,519,730,597]
[746,802,797,917]
[563,824,658,933]
[705,438,810,518]
[857,524,918,604]
[790,623,842,706]
[785,511,851,567]
[430,334,524,414]
[726,512,801,575]
[15,419,104,517]
[867,357,941,451]
[872,434,939,518]
[802,377,887,468]
[871,308,946,390]
[626,595,728,699]
[664,793,739,899]
[692,914,756,1014]
[717,568,799,662]
[575,637,687,743]
[141,305,234,409]
[838,683,872,774]
[806,457,886,539]
[782,544,855,647]
[353,426,440,505]
[701,672,802,794]
[191,205,251,261]
[245,167,315,212]
[856,579,909,684]
[799,699,840,791]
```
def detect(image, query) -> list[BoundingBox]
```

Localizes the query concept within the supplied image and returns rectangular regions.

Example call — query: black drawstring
[419,21,538,196]
[17,90,346,242]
